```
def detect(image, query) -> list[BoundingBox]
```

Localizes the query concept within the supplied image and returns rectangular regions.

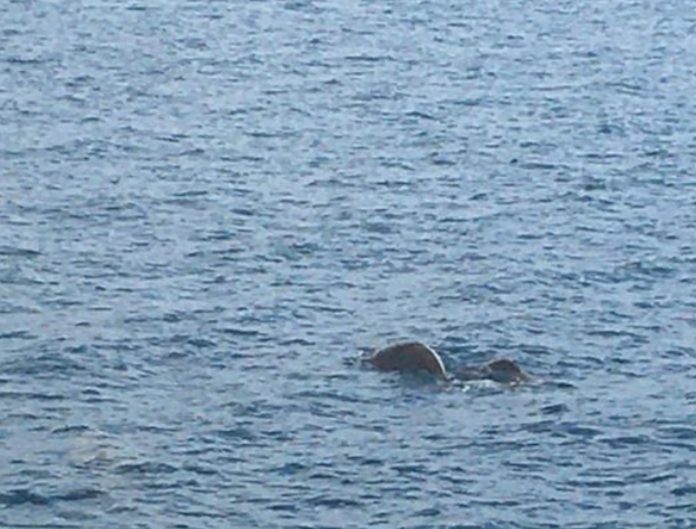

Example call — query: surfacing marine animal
[365,341,530,385]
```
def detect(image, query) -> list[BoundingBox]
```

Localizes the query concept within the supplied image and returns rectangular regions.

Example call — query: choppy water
[2,1,696,527]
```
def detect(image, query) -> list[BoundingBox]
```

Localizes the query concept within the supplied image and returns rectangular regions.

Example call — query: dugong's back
[368,342,447,378]
[484,358,530,384]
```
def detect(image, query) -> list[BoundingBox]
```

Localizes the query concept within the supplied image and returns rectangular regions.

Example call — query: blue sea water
[1,0,696,527]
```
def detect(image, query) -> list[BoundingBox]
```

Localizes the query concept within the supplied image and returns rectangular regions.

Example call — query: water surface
[1,0,695,527]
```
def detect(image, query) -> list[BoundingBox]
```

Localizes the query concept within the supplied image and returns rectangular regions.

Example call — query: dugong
[366,341,529,385]
[366,341,448,378]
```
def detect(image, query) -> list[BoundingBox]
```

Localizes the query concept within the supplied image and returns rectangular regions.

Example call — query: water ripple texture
[1,1,695,528]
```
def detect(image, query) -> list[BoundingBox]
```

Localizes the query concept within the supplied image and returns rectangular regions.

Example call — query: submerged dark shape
[366,341,530,385]
[455,358,531,385]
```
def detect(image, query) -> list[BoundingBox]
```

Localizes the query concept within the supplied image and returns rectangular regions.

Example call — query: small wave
[629,473,676,484]
[0,487,104,507]
[0,390,66,401]
[405,110,437,121]
[671,483,696,497]
[658,427,696,440]
[518,161,562,171]
[3,354,86,377]
[220,327,262,337]
[54,488,105,502]
[182,464,220,477]
[540,403,569,415]
[170,334,217,349]
[52,424,90,434]
[600,435,651,448]
[0,245,40,258]
[560,424,602,438]
[5,57,48,65]
[0,330,36,340]
[268,502,298,512]
[213,426,257,442]
[115,461,178,475]
[0,488,48,506]
[306,495,362,508]
[344,54,394,63]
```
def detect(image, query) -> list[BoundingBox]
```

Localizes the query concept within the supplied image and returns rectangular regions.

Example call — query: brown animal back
[369,342,447,378]
[485,358,530,384]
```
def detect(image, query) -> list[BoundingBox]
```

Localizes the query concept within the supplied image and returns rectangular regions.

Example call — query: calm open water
[1,1,696,527]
